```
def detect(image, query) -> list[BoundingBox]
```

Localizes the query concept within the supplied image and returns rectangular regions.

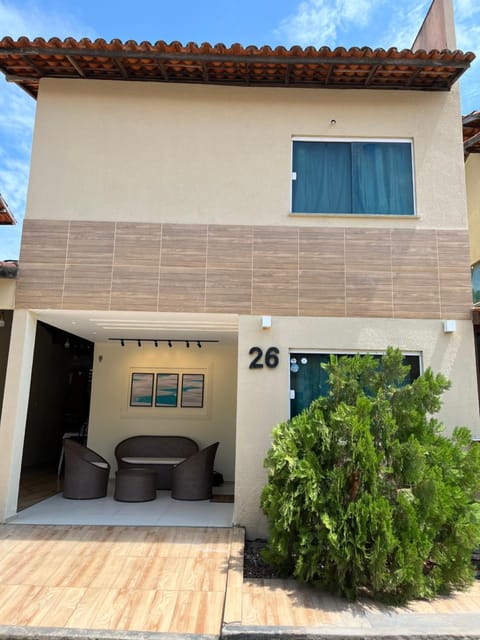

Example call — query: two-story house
[0,0,478,537]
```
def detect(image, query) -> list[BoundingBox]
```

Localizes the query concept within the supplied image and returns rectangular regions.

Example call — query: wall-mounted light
[261,315,272,330]
[0,312,5,328]
[443,320,456,333]
[64,338,70,349]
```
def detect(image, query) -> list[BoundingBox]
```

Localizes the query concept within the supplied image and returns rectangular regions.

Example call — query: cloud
[274,0,384,48]
[0,0,96,39]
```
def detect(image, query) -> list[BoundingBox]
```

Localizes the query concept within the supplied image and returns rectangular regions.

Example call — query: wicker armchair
[171,442,219,500]
[63,439,110,499]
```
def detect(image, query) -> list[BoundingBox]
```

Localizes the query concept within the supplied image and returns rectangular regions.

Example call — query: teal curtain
[352,142,414,215]
[292,141,351,213]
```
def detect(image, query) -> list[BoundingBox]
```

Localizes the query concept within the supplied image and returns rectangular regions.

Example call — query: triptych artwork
[130,372,204,408]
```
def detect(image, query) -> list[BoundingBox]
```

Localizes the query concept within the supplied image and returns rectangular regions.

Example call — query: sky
[0,0,479,260]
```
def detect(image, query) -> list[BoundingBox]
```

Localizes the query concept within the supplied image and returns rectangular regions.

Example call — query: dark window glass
[290,352,421,418]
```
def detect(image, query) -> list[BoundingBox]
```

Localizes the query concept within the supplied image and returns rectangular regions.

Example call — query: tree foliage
[261,347,480,603]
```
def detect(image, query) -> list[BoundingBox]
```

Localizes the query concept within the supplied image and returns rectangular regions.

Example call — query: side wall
[234,316,480,538]
[87,340,237,480]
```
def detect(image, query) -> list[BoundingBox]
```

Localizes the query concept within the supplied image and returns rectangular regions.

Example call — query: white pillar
[0,309,37,520]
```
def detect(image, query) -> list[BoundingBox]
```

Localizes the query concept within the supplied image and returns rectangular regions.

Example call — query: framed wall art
[181,373,204,408]
[155,373,179,407]
[130,373,154,407]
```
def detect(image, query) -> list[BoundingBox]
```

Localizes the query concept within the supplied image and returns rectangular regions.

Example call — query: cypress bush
[261,347,480,603]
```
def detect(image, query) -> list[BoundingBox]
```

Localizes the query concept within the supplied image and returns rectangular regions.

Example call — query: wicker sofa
[114,435,199,489]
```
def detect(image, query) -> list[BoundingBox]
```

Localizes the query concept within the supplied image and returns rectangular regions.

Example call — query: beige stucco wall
[466,154,480,264]
[0,281,15,309]
[87,340,237,480]
[0,310,37,521]
[26,78,466,230]
[412,0,456,51]
[234,315,480,538]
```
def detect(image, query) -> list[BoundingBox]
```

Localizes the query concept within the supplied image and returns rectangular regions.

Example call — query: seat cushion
[121,456,186,465]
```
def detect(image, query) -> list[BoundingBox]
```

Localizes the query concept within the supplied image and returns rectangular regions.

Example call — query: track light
[108,338,219,347]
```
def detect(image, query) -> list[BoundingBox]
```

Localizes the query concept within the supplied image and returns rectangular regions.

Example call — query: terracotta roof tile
[0,193,15,225]
[463,111,480,156]
[0,36,474,99]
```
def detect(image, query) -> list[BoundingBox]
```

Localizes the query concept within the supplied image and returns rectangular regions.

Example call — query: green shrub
[261,347,480,603]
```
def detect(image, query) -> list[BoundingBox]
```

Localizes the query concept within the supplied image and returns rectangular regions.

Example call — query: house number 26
[248,346,280,369]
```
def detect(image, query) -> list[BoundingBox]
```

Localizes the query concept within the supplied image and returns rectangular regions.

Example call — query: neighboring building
[0,193,15,226]
[0,0,478,537]
[465,112,480,296]
[0,193,16,437]
[463,112,480,403]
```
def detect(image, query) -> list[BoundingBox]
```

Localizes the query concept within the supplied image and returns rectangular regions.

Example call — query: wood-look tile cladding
[17,220,472,319]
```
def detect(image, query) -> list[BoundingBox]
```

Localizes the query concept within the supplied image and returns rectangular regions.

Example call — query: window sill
[289,212,420,220]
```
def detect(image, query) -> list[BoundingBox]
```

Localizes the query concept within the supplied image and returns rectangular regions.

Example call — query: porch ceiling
[34,310,239,344]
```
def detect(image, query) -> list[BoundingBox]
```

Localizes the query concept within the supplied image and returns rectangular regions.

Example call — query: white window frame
[290,137,417,216]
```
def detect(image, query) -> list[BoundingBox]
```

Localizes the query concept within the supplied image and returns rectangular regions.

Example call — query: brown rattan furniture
[63,439,110,499]
[171,442,219,501]
[114,435,198,489]
[114,468,157,502]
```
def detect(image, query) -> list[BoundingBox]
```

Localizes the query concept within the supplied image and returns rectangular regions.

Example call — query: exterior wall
[234,315,480,538]
[0,310,37,520]
[26,79,466,231]
[87,340,237,480]
[0,309,13,417]
[16,221,472,321]
[466,154,480,264]
[0,281,15,309]
[412,0,456,51]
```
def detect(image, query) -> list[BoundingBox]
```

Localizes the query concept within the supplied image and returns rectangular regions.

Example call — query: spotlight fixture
[108,338,219,347]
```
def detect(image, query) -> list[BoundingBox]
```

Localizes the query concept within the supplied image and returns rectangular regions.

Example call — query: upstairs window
[292,139,415,216]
